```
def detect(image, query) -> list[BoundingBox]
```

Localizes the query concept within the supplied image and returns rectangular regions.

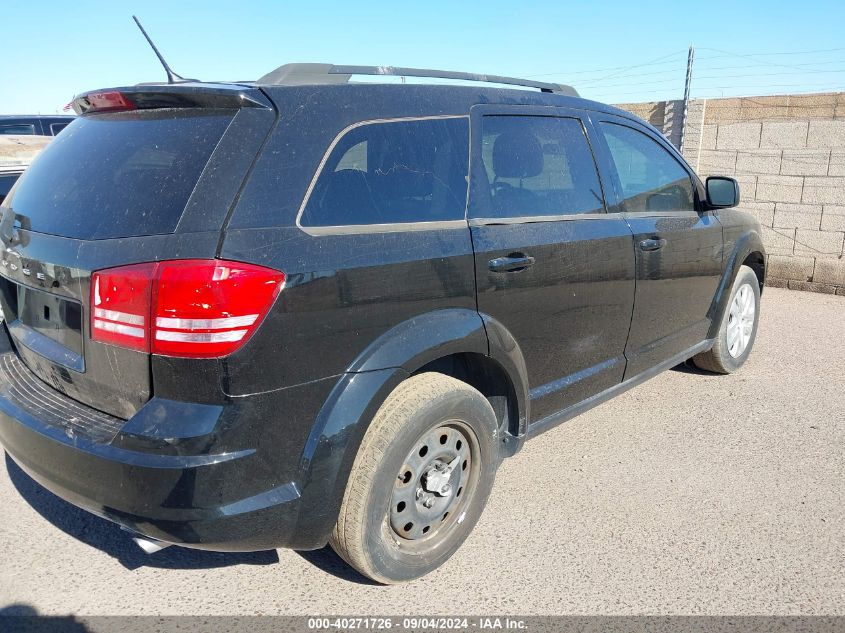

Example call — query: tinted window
[600,122,694,213]
[0,173,20,203]
[301,117,469,227]
[0,124,35,135]
[477,115,604,218]
[6,110,234,240]
[50,123,69,135]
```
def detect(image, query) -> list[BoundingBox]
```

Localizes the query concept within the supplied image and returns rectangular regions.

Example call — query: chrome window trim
[301,220,469,236]
[469,213,616,227]
[295,115,470,236]
[620,210,701,219]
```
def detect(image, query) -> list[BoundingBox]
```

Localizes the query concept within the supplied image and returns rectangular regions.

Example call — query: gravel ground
[0,287,842,616]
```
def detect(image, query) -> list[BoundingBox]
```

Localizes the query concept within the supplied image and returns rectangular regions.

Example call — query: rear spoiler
[71,84,272,115]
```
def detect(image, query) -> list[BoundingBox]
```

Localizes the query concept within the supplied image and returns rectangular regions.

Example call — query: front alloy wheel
[726,282,756,358]
[693,264,761,374]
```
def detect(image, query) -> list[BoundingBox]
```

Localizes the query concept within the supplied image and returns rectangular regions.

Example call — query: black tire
[329,372,500,583]
[693,265,761,374]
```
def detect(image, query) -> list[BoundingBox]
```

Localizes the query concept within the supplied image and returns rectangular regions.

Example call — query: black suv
[0,64,765,583]
[0,115,75,136]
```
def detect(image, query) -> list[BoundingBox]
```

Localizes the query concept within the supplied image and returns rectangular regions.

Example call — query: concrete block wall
[615,92,845,295]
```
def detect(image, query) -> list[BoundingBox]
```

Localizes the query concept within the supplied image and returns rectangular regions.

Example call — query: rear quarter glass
[5,109,235,240]
[300,116,469,227]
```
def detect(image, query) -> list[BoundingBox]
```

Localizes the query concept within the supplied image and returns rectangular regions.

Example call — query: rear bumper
[0,352,329,551]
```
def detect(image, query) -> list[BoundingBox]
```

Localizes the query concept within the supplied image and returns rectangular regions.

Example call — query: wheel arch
[742,249,766,292]
[345,308,530,441]
[289,308,529,548]
[708,229,766,340]
[412,351,525,454]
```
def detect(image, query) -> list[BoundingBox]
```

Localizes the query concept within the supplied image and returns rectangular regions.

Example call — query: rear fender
[290,308,529,547]
[347,308,489,373]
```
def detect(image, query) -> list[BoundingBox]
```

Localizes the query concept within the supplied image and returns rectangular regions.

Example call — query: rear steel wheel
[390,422,477,545]
[330,372,499,583]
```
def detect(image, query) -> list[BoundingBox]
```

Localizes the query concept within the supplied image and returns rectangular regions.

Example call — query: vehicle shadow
[4,453,279,571]
[296,547,381,586]
[0,604,90,633]
[671,359,713,375]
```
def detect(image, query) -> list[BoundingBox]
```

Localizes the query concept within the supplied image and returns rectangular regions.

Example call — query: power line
[697,47,829,73]
[527,51,685,78]
[589,82,845,99]
[532,50,845,83]
[551,46,845,103]
[573,67,845,92]
[577,65,686,86]
[575,51,688,84]
[581,76,689,90]
[576,58,845,85]
[589,87,687,98]
[695,80,845,90]
[556,64,843,99]
[694,68,845,81]
[690,86,845,99]
[696,46,845,59]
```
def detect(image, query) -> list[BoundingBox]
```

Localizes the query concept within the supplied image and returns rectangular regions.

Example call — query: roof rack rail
[256,63,578,96]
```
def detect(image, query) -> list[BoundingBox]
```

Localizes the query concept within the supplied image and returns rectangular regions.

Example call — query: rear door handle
[639,238,667,252]
[488,254,535,273]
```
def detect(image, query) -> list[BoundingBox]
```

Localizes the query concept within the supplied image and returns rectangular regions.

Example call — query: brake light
[91,260,284,358]
[74,91,137,114]
[92,263,154,352]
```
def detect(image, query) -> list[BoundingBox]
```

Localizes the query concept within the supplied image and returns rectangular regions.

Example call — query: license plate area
[0,279,84,371]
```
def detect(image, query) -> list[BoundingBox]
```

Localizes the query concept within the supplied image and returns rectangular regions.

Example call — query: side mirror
[705,176,739,209]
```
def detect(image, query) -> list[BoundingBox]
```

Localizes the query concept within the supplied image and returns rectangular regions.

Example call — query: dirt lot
[0,136,50,166]
[0,287,842,616]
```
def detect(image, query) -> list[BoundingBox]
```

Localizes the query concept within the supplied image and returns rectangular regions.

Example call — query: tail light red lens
[77,91,137,114]
[92,263,155,352]
[91,260,284,358]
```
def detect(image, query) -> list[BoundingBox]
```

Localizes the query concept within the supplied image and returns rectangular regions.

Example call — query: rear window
[5,110,234,240]
[300,117,469,227]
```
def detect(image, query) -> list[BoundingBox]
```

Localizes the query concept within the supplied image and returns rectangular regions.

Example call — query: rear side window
[0,124,35,135]
[6,110,234,240]
[50,123,70,135]
[476,115,604,218]
[599,122,695,213]
[300,117,469,227]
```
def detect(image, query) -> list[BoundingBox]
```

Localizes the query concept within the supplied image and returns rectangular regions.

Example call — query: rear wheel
[330,372,500,583]
[693,265,761,374]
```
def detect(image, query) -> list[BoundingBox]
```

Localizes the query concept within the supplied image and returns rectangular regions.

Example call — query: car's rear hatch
[0,84,275,418]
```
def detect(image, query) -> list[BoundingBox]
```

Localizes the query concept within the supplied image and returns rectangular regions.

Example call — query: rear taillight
[92,263,155,352]
[91,260,284,358]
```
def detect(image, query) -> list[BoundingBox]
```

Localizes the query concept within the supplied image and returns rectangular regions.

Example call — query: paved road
[0,288,842,616]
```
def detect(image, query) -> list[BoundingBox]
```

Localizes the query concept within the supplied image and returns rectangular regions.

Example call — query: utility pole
[679,45,695,151]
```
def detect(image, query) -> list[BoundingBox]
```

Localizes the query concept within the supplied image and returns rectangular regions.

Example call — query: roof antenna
[132,15,197,83]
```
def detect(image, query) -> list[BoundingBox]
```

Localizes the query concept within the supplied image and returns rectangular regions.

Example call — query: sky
[2,0,844,114]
